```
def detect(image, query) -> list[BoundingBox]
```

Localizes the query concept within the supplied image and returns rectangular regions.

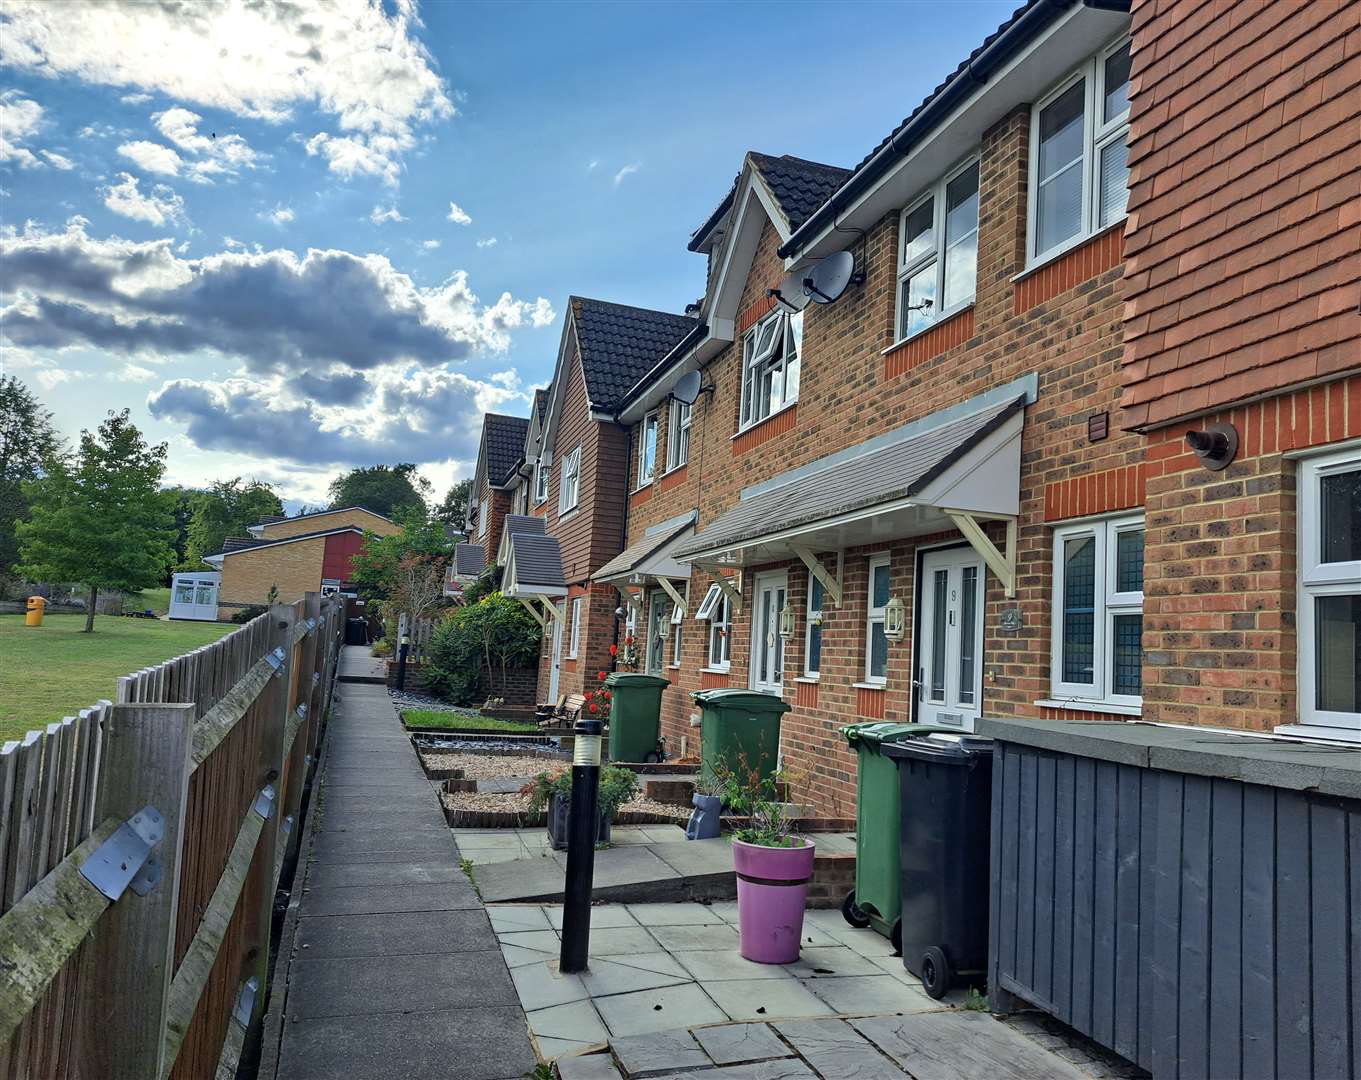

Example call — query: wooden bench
[536,693,586,729]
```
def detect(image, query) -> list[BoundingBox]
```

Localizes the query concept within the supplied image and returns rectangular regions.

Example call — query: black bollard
[395,633,410,691]
[559,717,603,973]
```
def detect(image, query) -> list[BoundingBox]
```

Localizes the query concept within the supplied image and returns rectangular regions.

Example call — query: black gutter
[778,0,1098,260]
[612,321,709,417]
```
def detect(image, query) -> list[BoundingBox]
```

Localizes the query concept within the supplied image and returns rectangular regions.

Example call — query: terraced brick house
[521,297,697,704]
[468,412,531,566]
[609,0,1150,815]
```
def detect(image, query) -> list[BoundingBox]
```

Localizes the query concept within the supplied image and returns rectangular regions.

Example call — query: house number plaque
[999,608,1023,633]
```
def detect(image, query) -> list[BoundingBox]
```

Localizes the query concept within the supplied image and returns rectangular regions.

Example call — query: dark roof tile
[570,298,698,411]
[482,413,530,485]
[749,153,851,233]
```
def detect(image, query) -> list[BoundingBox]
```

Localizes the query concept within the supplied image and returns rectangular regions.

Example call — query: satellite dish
[672,370,703,406]
[767,268,811,313]
[803,250,856,305]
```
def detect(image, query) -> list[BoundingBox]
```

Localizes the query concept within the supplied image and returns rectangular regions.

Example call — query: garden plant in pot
[686,770,724,841]
[721,762,814,964]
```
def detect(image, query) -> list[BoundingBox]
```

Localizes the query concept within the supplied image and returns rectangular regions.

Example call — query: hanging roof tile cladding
[482,413,530,485]
[570,297,698,411]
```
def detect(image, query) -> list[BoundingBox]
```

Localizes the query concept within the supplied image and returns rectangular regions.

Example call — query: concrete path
[337,647,387,683]
[268,650,536,1080]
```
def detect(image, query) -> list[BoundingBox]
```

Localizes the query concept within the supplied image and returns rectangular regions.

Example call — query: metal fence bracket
[295,702,308,719]
[79,805,165,901]
[265,647,287,676]
[252,784,277,821]
[312,671,321,686]
[282,814,295,838]
[232,977,260,1027]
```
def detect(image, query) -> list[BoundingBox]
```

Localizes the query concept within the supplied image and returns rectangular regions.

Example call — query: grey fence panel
[989,738,1359,1080]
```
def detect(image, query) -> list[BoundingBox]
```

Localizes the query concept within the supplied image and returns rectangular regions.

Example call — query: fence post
[300,593,323,759]
[79,703,193,1080]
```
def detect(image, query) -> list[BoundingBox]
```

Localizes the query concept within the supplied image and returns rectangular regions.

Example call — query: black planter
[546,792,612,850]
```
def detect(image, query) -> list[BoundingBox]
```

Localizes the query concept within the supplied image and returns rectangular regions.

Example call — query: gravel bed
[388,688,481,716]
[419,751,560,780]
[438,788,691,823]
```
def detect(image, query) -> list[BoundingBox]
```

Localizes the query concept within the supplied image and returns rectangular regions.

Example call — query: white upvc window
[667,397,691,471]
[568,597,582,659]
[671,590,685,666]
[478,496,488,538]
[865,554,891,685]
[534,452,550,504]
[1028,36,1131,265]
[559,446,581,512]
[698,584,732,670]
[804,571,825,678]
[739,310,802,431]
[895,156,980,341]
[638,411,659,486]
[1296,448,1360,735]
[1050,514,1144,707]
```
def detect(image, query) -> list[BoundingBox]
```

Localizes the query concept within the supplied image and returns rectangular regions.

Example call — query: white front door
[749,571,788,696]
[916,547,986,730]
[549,613,563,701]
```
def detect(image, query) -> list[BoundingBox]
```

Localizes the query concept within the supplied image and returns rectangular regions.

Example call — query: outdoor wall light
[778,604,796,639]
[657,613,671,640]
[884,597,907,642]
[1185,422,1238,471]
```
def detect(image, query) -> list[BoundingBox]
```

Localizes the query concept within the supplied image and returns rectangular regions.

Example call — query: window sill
[1014,219,1126,283]
[881,303,974,355]
[660,463,688,479]
[853,681,886,692]
[558,506,579,521]
[702,666,731,675]
[1035,697,1141,718]
[1272,723,1361,745]
[632,480,655,494]
[668,663,681,670]
[731,400,798,442]
[794,675,820,684]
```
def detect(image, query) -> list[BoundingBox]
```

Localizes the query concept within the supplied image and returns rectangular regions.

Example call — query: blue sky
[1,0,1015,509]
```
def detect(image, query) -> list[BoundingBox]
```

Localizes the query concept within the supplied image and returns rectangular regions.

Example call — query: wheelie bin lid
[604,672,671,688]
[841,722,959,751]
[881,732,994,761]
[689,688,792,714]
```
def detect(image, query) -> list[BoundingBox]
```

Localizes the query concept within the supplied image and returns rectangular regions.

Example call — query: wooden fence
[0,594,345,1080]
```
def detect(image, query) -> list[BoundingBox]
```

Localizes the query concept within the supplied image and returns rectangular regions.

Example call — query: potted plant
[686,771,724,840]
[527,763,640,850]
[720,762,815,964]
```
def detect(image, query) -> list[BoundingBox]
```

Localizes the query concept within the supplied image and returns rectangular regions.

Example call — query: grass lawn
[0,613,236,742]
[401,709,539,734]
[125,586,172,617]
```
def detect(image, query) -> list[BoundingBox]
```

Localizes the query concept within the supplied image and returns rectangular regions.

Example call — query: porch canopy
[670,382,1031,605]
[495,514,547,567]
[501,529,567,627]
[593,511,697,617]
[451,541,485,581]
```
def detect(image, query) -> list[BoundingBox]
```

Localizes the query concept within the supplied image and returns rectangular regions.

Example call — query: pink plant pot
[732,837,817,964]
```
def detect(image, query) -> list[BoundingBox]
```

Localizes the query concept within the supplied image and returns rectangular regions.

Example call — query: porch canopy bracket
[789,544,843,607]
[656,576,688,617]
[946,510,1017,598]
[692,561,743,614]
[516,596,565,628]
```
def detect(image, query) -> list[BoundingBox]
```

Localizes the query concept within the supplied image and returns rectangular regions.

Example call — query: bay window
[1029,37,1131,264]
[740,310,801,430]
[1295,449,1360,736]
[865,554,891,684]
[667,397,691,471]
[896,157,980,340]
[1050,515,1144,707]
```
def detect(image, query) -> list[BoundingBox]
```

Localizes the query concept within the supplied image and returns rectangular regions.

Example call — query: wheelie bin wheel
[920,946,951,999]
[890,918,903,957]
[644,748,662,763]
[841,890,871,929]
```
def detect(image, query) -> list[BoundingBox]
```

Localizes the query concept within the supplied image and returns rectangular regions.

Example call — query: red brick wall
[1120,0,1360,430]
[617,104,1143,814]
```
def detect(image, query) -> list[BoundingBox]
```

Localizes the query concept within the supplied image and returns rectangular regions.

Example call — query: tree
[163,485,199,581]
[182,477,283,567]
[327,463,431,519]
[17,410,175,632]
[424,593,541,704]
[349,509,453,603]
[434,477,473,535]
[0,375,61,576]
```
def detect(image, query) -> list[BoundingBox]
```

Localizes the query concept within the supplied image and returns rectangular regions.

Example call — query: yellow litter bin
[25,595,46,626]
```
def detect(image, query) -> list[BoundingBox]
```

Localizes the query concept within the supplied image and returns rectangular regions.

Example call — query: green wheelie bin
[691,688,790,788]
[604,672,670,762]
[840,722,958,951]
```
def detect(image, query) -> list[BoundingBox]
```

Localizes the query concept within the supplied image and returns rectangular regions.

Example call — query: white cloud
[118,139,183,176]
[446,201,471,225]
[2,1,453,183]
[120,91,153,105]
[101,173,186,227]
[370,204,405,225]
[119,363,157,382]
[36,368,82,389]
[116,110,258,184]
[587,159,599,172]
[41,149,73,170]
[0,90,44,168]
[613,162,641,186]
[263,205,294,226]
[475,236,497,248]
[421,239,441,250]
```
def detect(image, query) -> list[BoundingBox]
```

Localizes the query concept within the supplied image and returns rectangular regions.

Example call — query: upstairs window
[638,411,658,486]
[559,446,581,513]
[740,310,801,431]
[1029,37,1131,264]
[477,497,488,537]
[534,452,550,504]
[667,397,691,471]
[1050,515,1144,707]
[896,158,980,341]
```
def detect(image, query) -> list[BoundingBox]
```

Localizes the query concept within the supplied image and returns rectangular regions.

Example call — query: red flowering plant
[583,669,613,724]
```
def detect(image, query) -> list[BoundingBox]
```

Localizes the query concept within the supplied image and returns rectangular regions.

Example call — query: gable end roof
[569,297,699,411]
[482,413,531,486]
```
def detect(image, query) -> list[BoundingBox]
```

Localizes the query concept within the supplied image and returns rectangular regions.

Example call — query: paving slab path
[265,649,537,1080]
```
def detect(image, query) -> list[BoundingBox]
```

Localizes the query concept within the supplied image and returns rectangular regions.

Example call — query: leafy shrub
[524,764,640,821]
[231,604,266,624]
[423,592,540,705]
